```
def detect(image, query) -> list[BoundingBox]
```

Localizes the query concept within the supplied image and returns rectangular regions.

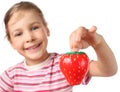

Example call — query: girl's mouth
[25,43,41,52]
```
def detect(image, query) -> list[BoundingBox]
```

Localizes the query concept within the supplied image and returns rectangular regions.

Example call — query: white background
[0,0,120,92]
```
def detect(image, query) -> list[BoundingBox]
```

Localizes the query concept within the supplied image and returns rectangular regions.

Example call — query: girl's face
[7,10,50,65]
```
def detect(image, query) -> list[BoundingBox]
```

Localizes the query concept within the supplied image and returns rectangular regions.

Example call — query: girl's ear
[46,27,50,36]
[45,23,50,36]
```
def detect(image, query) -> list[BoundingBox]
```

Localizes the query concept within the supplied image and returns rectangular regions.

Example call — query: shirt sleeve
[82,71,92,85]
[0,71,13,91]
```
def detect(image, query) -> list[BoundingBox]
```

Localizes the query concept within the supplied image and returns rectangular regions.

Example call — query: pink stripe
[0,87,7,92]
[2,72,13,88]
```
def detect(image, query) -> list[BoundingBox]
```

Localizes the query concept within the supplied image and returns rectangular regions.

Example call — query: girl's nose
[25,31,35,43]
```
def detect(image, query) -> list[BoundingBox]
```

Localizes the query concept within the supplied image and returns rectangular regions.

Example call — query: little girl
[0,1,117,92]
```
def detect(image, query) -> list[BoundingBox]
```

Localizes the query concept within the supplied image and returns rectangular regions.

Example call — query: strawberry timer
[59,52,89,86]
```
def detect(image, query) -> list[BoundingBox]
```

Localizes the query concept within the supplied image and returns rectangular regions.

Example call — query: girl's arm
[69,26,118,77]
[89,34,118,76]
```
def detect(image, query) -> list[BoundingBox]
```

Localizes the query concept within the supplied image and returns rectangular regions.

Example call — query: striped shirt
[0,53,91,92]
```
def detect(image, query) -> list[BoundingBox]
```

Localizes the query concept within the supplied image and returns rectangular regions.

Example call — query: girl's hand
[69,26,101,51]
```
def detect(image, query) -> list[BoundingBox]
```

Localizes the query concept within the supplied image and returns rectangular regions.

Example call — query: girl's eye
[14,32,22,37]
[32,26,39,31]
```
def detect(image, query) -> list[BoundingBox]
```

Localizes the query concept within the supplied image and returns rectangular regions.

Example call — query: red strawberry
[59,52,89,86]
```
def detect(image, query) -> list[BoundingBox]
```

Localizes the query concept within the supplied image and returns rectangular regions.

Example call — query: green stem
[66,51,85,54]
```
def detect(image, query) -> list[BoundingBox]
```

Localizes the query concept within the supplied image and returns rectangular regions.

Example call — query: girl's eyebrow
[29,21,43,27]
[30,21,43,25]
[10,29,22,36]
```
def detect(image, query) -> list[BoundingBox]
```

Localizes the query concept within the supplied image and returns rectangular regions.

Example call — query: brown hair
[4,1,46,39]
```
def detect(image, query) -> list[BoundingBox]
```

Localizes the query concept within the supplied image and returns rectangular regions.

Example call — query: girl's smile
[24,43,41,53]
